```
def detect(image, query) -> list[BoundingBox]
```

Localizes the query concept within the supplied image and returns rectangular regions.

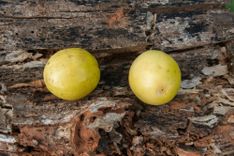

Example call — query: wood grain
[0,0,234,155]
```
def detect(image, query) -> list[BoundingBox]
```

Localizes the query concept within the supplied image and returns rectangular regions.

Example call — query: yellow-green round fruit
[128,50,181,105]
[43,48,100,101]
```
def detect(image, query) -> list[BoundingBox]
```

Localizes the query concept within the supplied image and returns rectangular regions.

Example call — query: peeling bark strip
[9,96,131,155]
[1,0,234,156]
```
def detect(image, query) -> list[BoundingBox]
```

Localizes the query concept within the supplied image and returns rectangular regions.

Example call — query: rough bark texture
[0,0,234,156]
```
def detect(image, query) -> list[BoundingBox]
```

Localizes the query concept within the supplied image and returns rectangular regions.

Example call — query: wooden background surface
[0,0,234,155]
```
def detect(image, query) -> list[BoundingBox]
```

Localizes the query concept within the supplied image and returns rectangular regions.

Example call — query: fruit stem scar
[156,87,165,95]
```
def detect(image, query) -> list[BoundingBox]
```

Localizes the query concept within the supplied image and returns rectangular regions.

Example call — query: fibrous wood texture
[0,0,234,156]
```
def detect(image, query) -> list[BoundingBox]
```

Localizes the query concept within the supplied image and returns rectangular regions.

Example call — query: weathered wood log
[1,94,131,155]
[0,0,234,155]
[0,0,233,52]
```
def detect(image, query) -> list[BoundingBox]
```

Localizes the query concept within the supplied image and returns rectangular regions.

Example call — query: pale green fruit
[129,50,181,105]
[43,48,100,100]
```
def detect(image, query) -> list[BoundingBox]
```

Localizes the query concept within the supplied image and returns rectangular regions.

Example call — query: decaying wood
[0,0,233,51]
[0,0,234,156]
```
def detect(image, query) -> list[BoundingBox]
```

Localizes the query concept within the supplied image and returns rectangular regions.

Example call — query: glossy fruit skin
[43,48,100,100]
[128,50,181,105]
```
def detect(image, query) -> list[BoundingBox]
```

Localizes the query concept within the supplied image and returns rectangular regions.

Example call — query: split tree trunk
[0,0,234,155]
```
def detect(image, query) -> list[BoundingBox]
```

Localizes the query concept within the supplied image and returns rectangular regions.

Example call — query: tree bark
[0,0,234,155]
